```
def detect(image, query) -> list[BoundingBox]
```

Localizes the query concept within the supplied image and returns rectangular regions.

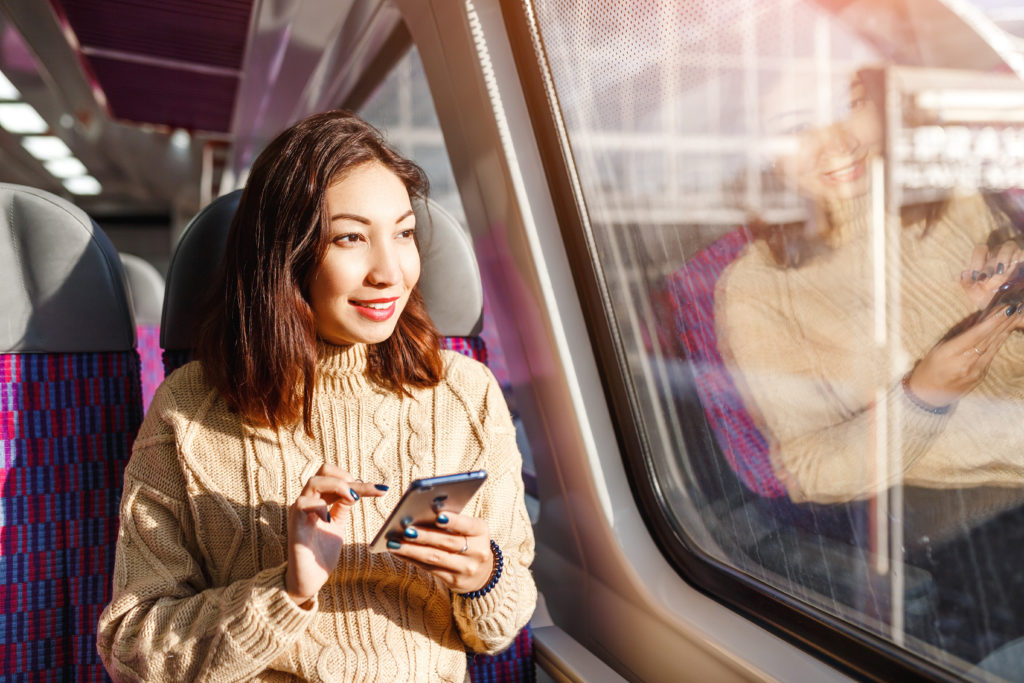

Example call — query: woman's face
[775,79,883,201]
[308,161,420,346]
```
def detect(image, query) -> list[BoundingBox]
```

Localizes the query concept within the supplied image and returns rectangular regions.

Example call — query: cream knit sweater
[97,343,536,682]
[717,193,1024,504]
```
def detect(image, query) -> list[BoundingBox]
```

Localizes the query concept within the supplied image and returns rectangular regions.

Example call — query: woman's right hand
[907,301,1024,407]
[960,240,1024,310]
[284,464,388,606]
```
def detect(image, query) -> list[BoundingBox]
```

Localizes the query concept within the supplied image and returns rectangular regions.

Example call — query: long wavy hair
[195,110,444,434]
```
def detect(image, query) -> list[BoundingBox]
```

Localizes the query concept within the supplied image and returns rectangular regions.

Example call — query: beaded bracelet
[460,539,503,599]
[900,372,952,415]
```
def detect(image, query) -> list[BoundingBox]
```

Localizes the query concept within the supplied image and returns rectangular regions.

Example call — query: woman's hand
[285,464,388,606]
[961,241,1024,309]
[907,301,1024,407]
[386,511,494,594]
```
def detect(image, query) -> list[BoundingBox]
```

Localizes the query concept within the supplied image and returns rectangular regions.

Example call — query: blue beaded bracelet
[901,372,953,415]
[460,539,503,599]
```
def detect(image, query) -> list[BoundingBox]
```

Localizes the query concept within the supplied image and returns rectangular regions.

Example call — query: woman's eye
[334,233,362,245]
[398,228,416,240]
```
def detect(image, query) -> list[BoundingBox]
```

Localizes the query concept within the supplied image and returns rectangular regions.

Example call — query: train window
[520,0,1024,678]
[358,47,535,494]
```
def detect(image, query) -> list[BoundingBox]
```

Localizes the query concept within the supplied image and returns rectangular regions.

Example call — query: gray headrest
[161,191,483,350]
[120,253,165,327]
[160,190,241,349]
[0,183,135,353]
[415,198,483,336]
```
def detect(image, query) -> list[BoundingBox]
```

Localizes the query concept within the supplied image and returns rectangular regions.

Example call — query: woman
[97,111,536,681]
[716,71,1024,505]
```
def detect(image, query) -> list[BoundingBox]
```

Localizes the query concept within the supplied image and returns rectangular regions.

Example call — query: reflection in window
[529,0,1024,677]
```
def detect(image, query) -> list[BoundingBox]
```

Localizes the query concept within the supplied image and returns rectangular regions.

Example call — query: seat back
[0,184,142,681]
[120,253,165,410]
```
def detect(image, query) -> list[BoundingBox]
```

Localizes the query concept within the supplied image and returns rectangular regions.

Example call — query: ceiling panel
[50,0,254,132]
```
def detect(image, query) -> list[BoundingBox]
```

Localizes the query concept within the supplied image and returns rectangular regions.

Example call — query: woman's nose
[819,122,859,156]
[366,244,402,286]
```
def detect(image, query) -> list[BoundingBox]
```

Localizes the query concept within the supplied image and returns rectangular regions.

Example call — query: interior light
[62,175,101,195]
[0,70,20,100]
[170,128,190,150]
[45,157,88,178]
[21,135,72,160]
[0,103,47,133]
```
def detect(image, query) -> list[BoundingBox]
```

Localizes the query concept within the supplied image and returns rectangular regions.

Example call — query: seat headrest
[161,191,483,350]
[414,198,483,336]
[120,253,165,327]
[0,183,135,353]
[160,190,242,349]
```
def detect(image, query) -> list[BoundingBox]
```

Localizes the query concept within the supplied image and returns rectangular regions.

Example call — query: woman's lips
[350,297,398,322]
[820,156,867,185]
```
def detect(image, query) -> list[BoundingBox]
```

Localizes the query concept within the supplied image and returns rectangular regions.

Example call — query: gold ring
[973,346,984,356]
[458,536,469,554]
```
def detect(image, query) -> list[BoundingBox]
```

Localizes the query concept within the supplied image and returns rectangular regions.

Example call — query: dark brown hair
[196,110,444,434]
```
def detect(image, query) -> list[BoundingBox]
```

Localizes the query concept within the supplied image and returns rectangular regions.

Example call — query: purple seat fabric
[136,324,162,411]
[663,229,787,498]
[1,351,142,682]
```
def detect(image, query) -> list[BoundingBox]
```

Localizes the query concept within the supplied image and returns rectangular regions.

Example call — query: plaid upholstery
[1,351,142,682]
[136,325,163,412]
[467,624,535,683]
[442,336,488,364]
[664,230,787,498]
[161,348,192,377]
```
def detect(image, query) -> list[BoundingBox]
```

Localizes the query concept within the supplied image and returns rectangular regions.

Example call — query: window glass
[529,0,1024,677]
[358,47,534,490]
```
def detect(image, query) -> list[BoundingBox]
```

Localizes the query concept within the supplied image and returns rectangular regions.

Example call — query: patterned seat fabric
[1,352,142,681]
[136,325,162,410]
[663,229,786,498]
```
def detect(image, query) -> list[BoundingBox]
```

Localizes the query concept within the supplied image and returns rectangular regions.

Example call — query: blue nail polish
[350,488,359,501]
[326,510,331,523]
[404,527,418,539]
[1008,305,1016,316]
[375,484,389,491]
[387,539,401,550]
[401,516,413,528]
[998,263,1005,274]
[973,270,980,281]
[437,513,449,524]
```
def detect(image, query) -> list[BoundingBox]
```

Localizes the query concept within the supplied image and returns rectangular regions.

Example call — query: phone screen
[369,470,487,553]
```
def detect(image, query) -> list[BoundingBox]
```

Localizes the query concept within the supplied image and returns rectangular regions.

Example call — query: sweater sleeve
[97,386,316,682]
[451,372,537,654]
[716,274,951,504]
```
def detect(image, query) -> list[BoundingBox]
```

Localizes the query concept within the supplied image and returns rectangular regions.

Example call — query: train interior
[5,0,1024,681]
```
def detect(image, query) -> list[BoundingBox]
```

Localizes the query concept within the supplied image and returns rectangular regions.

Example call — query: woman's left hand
[386,511,494,594]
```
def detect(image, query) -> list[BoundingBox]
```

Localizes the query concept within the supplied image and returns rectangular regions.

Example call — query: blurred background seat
[119,253,165,411]
[0,183,142,681]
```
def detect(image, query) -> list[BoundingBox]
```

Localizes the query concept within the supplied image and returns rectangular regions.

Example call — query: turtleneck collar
[316,340,371,394]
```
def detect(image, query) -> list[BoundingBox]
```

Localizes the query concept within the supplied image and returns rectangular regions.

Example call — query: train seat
[119,253,165,411]
[0,183,143,681]
[160,191,534,682]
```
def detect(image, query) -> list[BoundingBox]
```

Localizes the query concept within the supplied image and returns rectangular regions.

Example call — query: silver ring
[458,536,469,554]
[973,346,984,356]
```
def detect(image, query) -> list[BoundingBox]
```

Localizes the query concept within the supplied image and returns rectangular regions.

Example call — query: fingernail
[436,513,449,524]
[980,273,989,281]
[375,484,389,491]
[401,516,413,528]
[973,270,980,281]
[350,488,359,501]
[404,527,419,539]
[326,510,331,523]
[1007,305,1016,316]
[998,263,1005,274]
[387,539,402,550]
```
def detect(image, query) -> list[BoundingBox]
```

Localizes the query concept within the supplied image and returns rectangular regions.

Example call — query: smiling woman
[95,110,536,682]
[310,162,421,347]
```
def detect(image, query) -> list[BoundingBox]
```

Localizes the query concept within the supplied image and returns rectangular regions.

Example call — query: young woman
[97,111,536,682]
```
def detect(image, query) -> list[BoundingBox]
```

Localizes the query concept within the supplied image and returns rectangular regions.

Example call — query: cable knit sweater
[97,343,536,682]
[717,193,1024,503]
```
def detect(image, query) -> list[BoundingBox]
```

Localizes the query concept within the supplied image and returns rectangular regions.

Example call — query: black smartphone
[369,470,487,553]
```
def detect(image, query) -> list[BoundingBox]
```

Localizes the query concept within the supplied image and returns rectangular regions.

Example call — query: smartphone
[369,470,487,553]
[981,275,1024,319]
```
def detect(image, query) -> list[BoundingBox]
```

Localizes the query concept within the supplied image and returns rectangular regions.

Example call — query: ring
[973,346,983,356]
[458,536,468,554]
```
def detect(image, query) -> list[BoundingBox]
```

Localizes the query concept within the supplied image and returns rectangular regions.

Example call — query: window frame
[497,1,971,680]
